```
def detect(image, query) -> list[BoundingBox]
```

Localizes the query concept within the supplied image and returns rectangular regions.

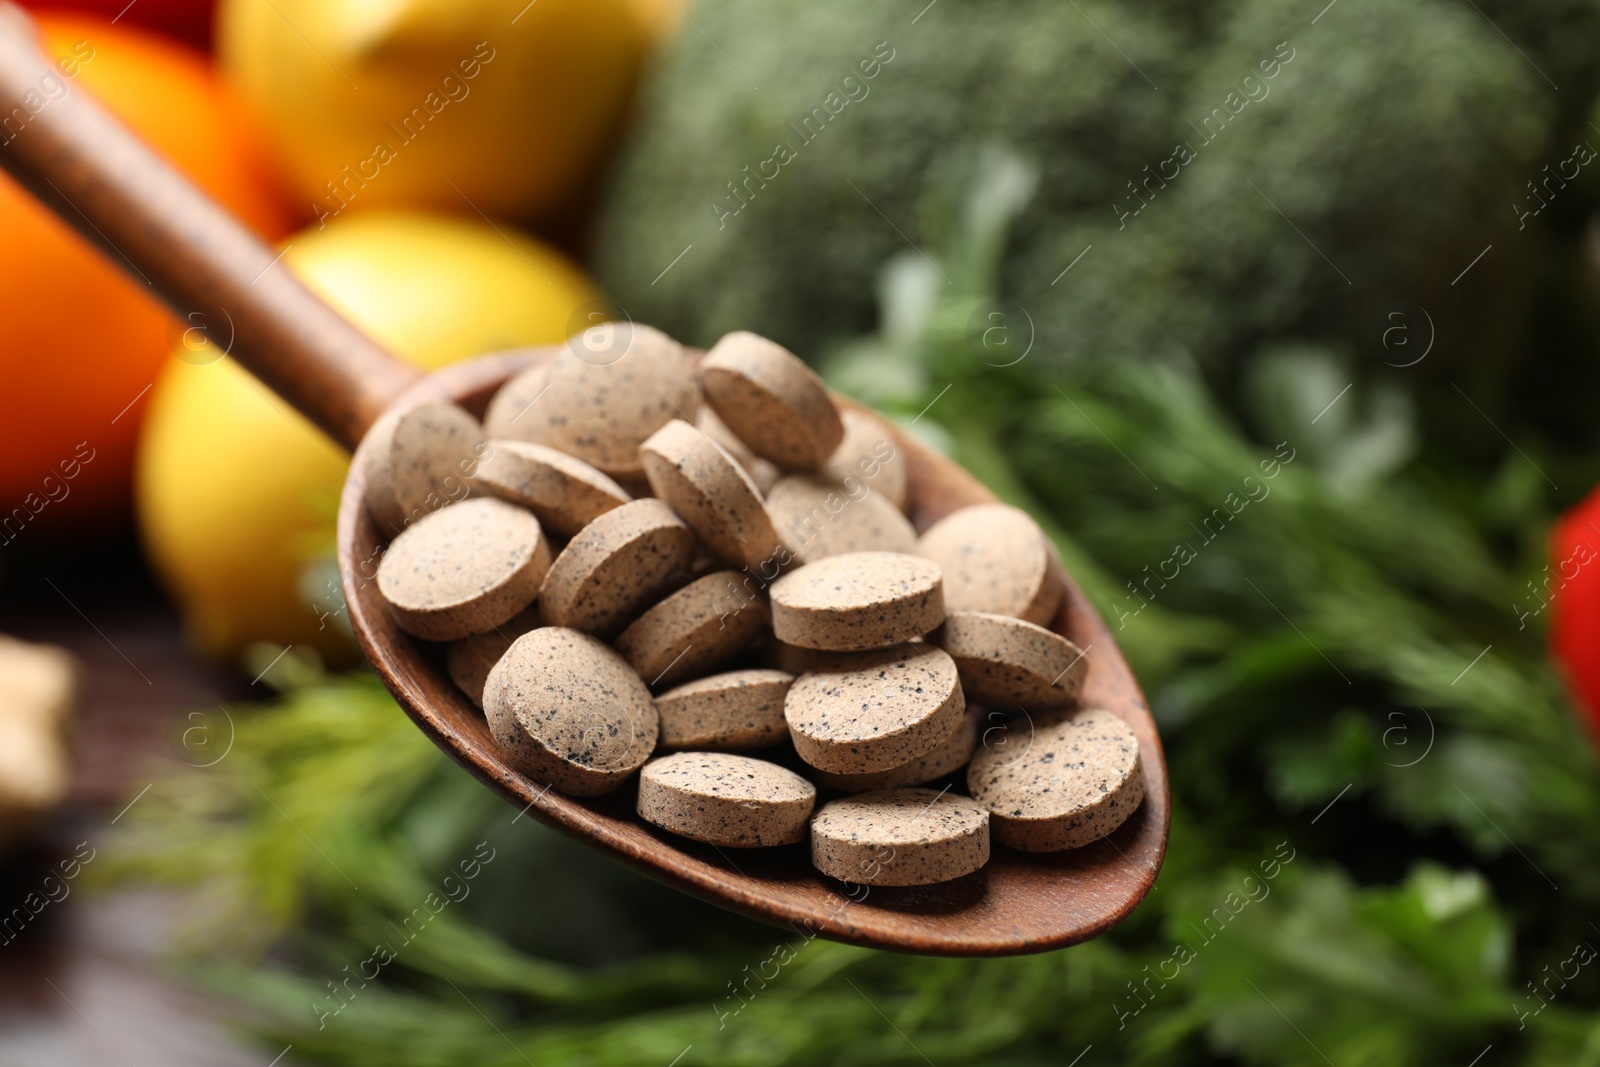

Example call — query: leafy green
[101,141,1600,1065]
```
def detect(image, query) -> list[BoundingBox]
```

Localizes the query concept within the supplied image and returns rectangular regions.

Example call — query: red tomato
[19,0,215,50]
[1549,486,1600,740]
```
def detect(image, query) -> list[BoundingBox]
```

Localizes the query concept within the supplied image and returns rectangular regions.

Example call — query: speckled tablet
[512,322,701,480]
[769,551,944,651]
[761,638,834,676]
[445,605,542,708]
[655,669,794,751]
[362,401,486,534]
[824,409,908,512]
[700,331,844,471]
[538,499,697,637]
[699,406,779,495]
[766,473,917,564]
[483,627,658,796]
[637,752,815,847]
[640,419,784,571]
[475,440,632,537]
[966,707,1145,851]
[935,611,1087,710]
[376,497,552,641]
[614,570,771,689]
[482,362,550,440]
[784,644,964,773]
[915,503,1061,626]
[810,788,990,886]
[808,704,980,793]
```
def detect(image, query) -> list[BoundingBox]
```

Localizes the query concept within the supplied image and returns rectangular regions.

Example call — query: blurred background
[2,0,1600,1063]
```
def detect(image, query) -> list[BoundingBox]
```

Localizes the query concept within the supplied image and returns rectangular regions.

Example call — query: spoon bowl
[341,350,1168,956]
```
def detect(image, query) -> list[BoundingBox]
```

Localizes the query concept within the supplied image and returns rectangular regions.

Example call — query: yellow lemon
[136,210,599,661]
[218,0,651,225]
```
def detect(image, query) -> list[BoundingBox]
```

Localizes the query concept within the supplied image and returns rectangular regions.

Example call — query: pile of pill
[369,323,1145,887]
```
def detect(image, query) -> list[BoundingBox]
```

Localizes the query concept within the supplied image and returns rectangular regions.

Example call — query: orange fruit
[0,14,297,540]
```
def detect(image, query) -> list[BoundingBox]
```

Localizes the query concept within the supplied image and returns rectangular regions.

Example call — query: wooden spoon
[0,5,1167,955]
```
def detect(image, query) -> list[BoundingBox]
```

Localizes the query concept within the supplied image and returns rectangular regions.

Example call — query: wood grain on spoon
[0,1,1168,955]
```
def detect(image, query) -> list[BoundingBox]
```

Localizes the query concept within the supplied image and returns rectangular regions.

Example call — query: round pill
[784,644,964,773]
[474,440,632,538]
[916,503,1062,626]
[640,419,784,572]
[362,401,486,534]
[376,497,552,641]
[934,611,1087,710]
[699,406,779,495]
[966,707,1145,851]
[761,638,834,676]
[538,499,697,637]
[655,669,794,751]
[445,605,543,708]
[614,570,771,689]
[701,331,844,471]
[483,628,658,796]
[515,322,701,480]
[637,752,815,847]
[769,551,944,651]
[482,361,551,440]
[810,788,990,886]
[808,704,980,793]
[824,409,908,512]
[766,473,917,564]
[763,640,929,677]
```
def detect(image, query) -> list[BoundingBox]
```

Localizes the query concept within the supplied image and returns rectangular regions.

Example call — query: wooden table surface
[0,532,275,1066]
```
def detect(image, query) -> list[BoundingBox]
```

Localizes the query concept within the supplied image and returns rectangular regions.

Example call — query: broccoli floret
[595,0,1589,376]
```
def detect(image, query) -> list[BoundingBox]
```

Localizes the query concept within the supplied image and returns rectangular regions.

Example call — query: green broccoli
[595,0,1591,386]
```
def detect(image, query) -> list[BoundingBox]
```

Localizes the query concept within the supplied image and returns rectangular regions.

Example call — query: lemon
[218,0,651,225]
[137,210,599,661]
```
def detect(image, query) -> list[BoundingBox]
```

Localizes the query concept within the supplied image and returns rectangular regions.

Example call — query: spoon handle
[0,3,419,451]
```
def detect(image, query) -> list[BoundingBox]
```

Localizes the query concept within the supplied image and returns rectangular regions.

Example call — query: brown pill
[810,788,990,886]
[614,570,771,689]
[766,473,917,563]
[761,638,834,676]
[784,644,964,773]
[763,639,935,677]
[376,497,552,641]
[769,551,944,651]
[808,704,980,793]
[445,605,543,708]
[637,752,815,847]
[483,627,658,796]
[362,401,486,534]
[701,331,844,471]
[538,499,697,637]
[655,669,794,751]
[966,707,1145,851]
[915,503,1062,626]
[824,408,908,512]
[934,611,1087,710]
[482,361,551,440]
[474,440,632,538]
[516,322,700,480]
[640,419,784,571]
[699,406,779,495]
